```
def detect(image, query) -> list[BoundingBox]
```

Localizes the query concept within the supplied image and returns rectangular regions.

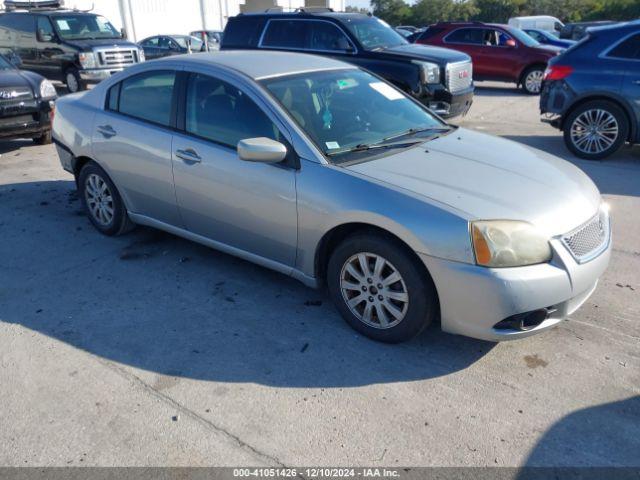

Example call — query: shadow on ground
[474,83,526,97]
[520,396,640,469]
[0,179,495,388]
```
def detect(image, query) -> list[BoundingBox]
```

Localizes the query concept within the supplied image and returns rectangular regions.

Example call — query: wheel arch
[518,62,547,86]
[560,95,635,142]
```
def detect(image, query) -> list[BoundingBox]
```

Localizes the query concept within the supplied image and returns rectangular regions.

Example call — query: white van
[508,16,564,34]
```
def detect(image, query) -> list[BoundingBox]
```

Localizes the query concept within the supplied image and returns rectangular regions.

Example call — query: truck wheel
[521,66,545,95]
[327,233,438,343]
[78,162,135,236]
[563,100,629,160]
[33,130,52,145]
[65,68,83,93]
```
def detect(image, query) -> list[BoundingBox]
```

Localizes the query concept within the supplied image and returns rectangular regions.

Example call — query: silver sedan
[52,51,611,343]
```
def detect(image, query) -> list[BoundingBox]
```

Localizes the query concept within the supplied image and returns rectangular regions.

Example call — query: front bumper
[0,98,54,140]
[419,233,611,342]
[79,68,127,83]
[415,84,474,119]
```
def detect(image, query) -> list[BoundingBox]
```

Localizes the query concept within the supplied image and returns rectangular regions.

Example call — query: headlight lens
[39,79,57,99]
[412,60,440,84]
[78,51,97,69]
[471,220,552,268]
[138,48,145,62]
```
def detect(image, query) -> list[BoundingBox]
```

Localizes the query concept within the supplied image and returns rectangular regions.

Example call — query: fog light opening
[494,308,551,332]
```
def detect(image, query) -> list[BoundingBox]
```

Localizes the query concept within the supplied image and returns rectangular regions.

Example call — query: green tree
[371,0,413,25]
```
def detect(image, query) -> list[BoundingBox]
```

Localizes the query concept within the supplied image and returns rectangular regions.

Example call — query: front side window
[607,34,640,60]
[504,27,539,47]
[37,17,55,38]
[185,73,281,148]
[342,17,406,50]
[445,28,484,45]
[118,71,176,126]
[52,14,120,40]
[261,20,306,48]
[141,37,159,47]
[525,30,543,42]
[261,69,445,163]
[308,22,352,51]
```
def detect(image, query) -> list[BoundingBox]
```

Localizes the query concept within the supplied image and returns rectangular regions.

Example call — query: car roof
[153,50,355,80]
[238,11,370,21]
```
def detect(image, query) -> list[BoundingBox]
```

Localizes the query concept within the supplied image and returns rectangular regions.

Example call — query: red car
[413,22,562,94]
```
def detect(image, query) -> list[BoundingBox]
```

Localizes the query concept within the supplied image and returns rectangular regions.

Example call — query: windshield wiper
[326,139,423,157]
[382,126,452,142]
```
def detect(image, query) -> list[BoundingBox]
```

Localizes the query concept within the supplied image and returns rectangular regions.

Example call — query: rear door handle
[175,148,202,163]
[97,124,116,138]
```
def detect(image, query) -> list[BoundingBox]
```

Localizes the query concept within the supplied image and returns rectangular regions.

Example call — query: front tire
[78,162,134,236]
[65,68,84,93]
[563,100,628,160]
[521,66,545,95]
[327,234,438,343]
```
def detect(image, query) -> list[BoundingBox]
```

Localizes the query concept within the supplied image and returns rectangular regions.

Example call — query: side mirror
[37,28,54,42]
[237,137,287,163]
[121,28,127,40]
[505,38,517,48]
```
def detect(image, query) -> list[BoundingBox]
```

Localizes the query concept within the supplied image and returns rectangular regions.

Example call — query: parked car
[220,10,474,119]
[0,52,56,144]
[523,28,576,49]
[0,4,144,93]
[559,21,618,41]
[508,16,564,35]
[139,35,205,60]
[394,27,414,38]
[396,25,418,33]
[541,21,640,160]
[52,51,611,343]
[413,22,561,94]
[190,30,223,50]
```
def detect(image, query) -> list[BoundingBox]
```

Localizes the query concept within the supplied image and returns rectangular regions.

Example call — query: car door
[171,71,298,267]
[140,37,163,60]
[34,16,63,79]
[91,69,182,226]
[474,28,522,81]
[607,32,640,137]
[4,13,37,70]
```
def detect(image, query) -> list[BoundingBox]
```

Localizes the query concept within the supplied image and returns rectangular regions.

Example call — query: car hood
[0,68,32,88]
[63,39,139,50]
[345,128,601,236]
[378,43,471,64]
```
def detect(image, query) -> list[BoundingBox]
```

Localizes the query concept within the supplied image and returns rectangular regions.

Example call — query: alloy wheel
[84,173,114,226]
[66,72,79,93]
[339,252,409,329]
[570,109,619,155]
[525,70,543,94]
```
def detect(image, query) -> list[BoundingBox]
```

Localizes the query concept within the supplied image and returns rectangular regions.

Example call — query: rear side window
[607,33,640,60]
[1,13,35,34]
[416,27,444,41]
[445,28,484,45]
[261,20,307,48]
[106,83,120,111]
[308,21,352,51]
[117,71,176,126]
[185,73,281,148]
[222,17,265,48]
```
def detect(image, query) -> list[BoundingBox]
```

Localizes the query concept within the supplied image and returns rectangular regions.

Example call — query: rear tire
[563,100,628,160]
[327,233,438,343]
[78,162,134,236]
[521,66,545,95]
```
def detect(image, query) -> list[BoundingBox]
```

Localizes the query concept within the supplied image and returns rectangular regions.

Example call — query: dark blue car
[540,21,640,159]
[523,28,576,49]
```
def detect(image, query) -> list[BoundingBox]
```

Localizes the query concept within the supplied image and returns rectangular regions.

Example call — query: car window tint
[526,30,542,41]
[5,13,34,33]
[446,28,483,45]
[608,34,640,60]
[106,82,120,111]
[119,71,176,126]
[37,16,55,37]
[261,20,306,48]
[308,21,351,51]
[221,17,264,48]
[142,37,159,47]
[185,73,281,149]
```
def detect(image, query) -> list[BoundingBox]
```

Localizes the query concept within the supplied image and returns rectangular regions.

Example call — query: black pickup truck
[221,9,474,118]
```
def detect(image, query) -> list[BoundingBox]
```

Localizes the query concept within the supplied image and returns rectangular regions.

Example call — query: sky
[346,0,372,10]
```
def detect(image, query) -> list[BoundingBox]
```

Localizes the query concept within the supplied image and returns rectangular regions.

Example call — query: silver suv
[52,51,611,343]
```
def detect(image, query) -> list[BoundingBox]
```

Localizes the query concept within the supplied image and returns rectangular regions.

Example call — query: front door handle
[175,148,202,163]
[97,124,116,138]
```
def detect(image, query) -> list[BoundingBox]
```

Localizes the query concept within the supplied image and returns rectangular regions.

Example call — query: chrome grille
[446,61,473,93]
[0,86,33,102]
[561,209,610,263]
[96,48,138,67]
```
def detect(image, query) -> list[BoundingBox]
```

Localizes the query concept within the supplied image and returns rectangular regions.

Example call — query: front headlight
[471,220,552,268]
[412,60,440,84]
[78,51,97,69]
[39,79,57,99]
[138,48,145,62]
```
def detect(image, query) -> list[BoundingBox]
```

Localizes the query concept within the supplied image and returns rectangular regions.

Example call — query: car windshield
[0,55,14,69]
[342,17,408,50]
[52,15,121,40]
[506,26,540,47]
[261,69,447,163]
[174,36,203,49]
